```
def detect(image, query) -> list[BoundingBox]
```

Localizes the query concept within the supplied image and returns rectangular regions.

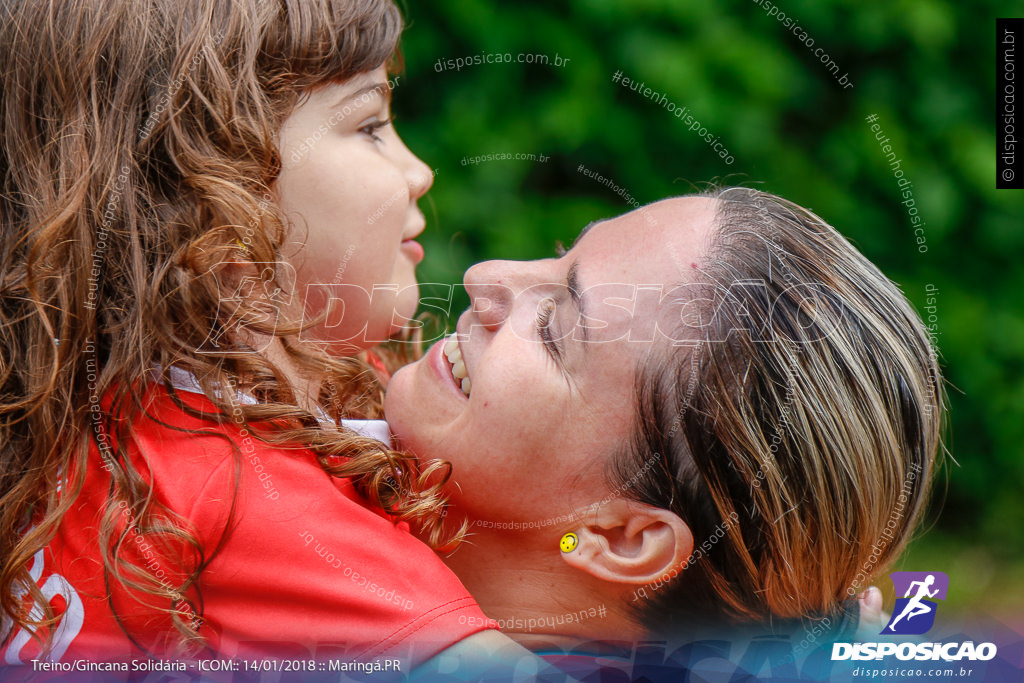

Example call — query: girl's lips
[401,239,424,264]
[429,336,468,399]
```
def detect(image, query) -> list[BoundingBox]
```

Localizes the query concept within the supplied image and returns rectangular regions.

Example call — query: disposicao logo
[883,571,948,635]
[832,570,997,662]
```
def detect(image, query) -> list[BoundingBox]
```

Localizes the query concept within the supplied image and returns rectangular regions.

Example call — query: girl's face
[384,198,718,525]
[276,67,433,351]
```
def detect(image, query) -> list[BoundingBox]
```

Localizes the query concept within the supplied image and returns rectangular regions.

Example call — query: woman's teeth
[443,335,471,397]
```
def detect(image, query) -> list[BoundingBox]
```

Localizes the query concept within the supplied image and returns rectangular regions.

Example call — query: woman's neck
[439,526,639,649]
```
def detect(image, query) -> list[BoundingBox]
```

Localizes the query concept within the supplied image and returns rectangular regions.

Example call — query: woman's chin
[382,366,421,450]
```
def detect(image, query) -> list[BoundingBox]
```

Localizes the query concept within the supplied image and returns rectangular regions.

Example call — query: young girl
[0,0,497,666]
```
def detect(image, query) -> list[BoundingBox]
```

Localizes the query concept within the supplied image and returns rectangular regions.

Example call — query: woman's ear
[561,499,693,585]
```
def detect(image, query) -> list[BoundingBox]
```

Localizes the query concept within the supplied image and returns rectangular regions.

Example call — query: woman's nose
[463,260,518,334]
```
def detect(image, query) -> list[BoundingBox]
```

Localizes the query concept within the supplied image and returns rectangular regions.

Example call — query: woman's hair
[1,0,455,656]
[616,187,944,633]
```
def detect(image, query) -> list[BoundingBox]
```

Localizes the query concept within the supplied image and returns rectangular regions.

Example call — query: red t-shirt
[2,382,492,667]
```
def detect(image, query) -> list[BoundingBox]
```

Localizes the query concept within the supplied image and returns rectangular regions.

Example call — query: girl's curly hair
[1,0,458,657]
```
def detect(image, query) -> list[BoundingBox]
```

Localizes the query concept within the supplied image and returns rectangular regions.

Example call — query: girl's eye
[359,118,392,143]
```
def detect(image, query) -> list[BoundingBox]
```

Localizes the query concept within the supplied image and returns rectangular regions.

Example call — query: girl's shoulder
[124,376,358,515]
[34,378,491,664]
[123,377,495,663]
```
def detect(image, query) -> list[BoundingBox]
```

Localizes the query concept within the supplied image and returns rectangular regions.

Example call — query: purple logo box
[882,571,950,635]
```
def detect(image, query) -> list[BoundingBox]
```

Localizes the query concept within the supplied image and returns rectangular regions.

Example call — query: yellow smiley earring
[560,532,578,553]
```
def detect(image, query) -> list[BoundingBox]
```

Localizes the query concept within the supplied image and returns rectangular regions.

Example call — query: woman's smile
[430,333,471,400]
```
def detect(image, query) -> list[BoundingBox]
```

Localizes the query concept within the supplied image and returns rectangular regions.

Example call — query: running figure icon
[886,574,939,632]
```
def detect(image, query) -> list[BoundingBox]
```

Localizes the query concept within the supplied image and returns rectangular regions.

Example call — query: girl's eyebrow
[330,82,391,110]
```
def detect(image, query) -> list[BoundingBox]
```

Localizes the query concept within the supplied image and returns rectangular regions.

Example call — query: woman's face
[385,197,717,523]
[276,67,433,351]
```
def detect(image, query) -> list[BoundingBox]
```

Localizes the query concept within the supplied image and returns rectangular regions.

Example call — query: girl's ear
[561,499,693,585]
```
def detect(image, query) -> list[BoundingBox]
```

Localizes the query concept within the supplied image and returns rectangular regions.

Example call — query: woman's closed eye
[536,297,564,365]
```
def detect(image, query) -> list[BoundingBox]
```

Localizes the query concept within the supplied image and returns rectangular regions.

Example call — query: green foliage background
[391,0,1023,617]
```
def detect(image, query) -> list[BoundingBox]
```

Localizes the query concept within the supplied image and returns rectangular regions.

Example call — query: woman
[386,188,941,654]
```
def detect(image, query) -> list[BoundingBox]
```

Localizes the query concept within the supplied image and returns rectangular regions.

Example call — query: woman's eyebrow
[571,219,607,249]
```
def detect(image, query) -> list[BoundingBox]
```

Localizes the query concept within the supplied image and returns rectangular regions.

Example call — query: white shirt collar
[157,365,392,446]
